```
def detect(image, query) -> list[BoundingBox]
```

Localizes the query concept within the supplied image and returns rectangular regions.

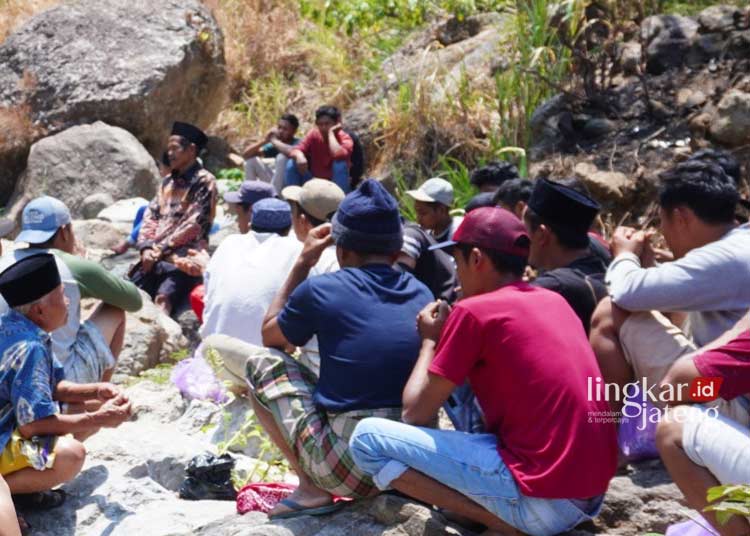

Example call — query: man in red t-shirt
[285,105,353,193]
[657,331,750,536]
[350,206,618,536]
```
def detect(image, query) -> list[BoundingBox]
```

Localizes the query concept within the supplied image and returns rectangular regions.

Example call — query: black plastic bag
[179,452,237,501]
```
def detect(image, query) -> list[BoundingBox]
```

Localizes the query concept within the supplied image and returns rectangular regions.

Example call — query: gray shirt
[606,224,750,346]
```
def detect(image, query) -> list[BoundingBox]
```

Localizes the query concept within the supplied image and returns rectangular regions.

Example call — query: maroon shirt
[694,331,750,400]
[293,129,353,179]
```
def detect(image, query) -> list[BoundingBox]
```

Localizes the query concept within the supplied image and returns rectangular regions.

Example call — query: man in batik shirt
[0,254,130,509]
[131,122,218,315]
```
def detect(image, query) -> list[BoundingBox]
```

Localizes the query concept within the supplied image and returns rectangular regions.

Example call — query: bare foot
[268,485,333,517]
[154,294,171,316]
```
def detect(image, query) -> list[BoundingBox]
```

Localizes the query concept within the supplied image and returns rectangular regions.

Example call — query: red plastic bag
[236,482,296,514]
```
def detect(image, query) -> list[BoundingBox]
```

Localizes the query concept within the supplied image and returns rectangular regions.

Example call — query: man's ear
[674,206,694,228]
[538,223,553,246]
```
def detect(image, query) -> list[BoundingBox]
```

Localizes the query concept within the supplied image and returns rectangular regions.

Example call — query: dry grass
[205,0,367,145]
[0,0,61,43]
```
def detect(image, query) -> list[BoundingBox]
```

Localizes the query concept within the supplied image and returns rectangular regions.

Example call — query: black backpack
[344,128,365,188]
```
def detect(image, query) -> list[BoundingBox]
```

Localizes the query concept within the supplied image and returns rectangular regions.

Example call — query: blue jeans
[349,418,602,536]
[128,204,148,244]
[285,159,351,193]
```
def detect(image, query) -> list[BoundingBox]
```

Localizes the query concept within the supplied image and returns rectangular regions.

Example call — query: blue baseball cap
[251,198,291,231]
[16,196,72,244]
[224,180,275,205]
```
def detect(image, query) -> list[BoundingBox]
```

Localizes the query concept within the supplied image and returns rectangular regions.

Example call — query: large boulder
[9,122,160,218]
[709,89,750,147]
[0,0,226,201]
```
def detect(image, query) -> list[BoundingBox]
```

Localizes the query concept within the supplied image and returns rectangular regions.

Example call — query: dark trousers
[131,261,201,308]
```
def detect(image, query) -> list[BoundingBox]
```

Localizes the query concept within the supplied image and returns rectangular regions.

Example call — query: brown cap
[282,179,345,222]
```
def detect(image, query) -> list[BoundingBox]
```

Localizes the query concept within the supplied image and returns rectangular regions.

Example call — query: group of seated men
[0,104,749,536]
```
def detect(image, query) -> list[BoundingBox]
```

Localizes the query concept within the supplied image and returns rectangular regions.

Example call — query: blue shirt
[0,311,64,452]
[277,264,433,412]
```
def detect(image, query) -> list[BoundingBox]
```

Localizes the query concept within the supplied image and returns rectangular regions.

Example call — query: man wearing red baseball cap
[350,206,617,536]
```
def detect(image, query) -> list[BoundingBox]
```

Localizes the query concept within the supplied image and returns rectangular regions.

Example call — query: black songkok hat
[528,178,601,234]
[0,253,61,307]
[171,122,208,151]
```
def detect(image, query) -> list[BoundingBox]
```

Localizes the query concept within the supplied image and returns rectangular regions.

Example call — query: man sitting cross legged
[590,160,750,415]
[656,330,750,536]
[234,179,432,518]
[349,206,617,536]
[0,254,131,509]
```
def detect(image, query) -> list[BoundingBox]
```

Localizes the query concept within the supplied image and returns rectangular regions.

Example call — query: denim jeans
[284,158,350,193]
[349,418,602,536]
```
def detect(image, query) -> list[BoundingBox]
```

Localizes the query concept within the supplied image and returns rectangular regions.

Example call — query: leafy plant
[705,484,750,527]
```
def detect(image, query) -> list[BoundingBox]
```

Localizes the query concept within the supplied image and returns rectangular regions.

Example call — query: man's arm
[402,301,455,425]
[242,132,274,159]
[328,126,352,160]
[268,137,296,157]
[57,251,142,312]
[261,224,333,349]
[607,226,742,312]
[18,395,131,438]
[53,380,121,404]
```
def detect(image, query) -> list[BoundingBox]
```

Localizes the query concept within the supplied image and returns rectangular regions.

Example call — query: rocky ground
[17,379,693,536]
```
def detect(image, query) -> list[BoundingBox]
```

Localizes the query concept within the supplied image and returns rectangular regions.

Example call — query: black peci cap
[0,253,61,307]
[171,122,208,150]
[527,178,600,234]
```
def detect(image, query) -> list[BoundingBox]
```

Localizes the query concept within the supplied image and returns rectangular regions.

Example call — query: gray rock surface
[72,219,128,251]
[112,292,187,380]
[80,193,115,220]
[709,89,750,147]
[10,122,160,218]
[20,378,696,536]
[0,0,226,200]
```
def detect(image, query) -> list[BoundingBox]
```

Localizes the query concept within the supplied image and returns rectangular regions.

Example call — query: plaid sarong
[245,346,401,498]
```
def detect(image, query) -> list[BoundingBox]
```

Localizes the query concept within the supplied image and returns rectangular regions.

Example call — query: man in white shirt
[202,179,344,388]
[590,160,750,414]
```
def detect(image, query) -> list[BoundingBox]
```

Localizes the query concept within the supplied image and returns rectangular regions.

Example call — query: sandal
[12,489,66,511]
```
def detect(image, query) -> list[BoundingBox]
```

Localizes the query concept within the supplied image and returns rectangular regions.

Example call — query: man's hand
[96,383,121,402]
[265,128,278,142]
[417,300,451,343]
[174,251,206,277]
[295,153,309,175]
[299,224,334,268]
[141,248,160,273]
[94,394,132,428]
[611,226,647,258]
[330,123,343,136]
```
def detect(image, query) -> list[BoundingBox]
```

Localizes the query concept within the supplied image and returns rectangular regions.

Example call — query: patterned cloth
[0,310,64,470]
[244,346,402,498]
[137,162,218,258]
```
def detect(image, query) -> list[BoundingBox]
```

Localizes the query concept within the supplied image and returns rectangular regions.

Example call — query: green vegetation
[705,484,750,527]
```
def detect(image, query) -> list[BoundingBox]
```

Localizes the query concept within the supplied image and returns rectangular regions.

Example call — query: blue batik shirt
[0,310,64,452]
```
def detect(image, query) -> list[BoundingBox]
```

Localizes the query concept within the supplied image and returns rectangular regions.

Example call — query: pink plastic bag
[170,356,228,403]
[665,515,716,536]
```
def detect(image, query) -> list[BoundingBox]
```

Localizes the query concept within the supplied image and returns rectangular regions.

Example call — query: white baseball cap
[406,177,454,207]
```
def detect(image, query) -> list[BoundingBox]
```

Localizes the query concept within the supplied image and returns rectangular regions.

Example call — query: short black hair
[524,206,590,249]
[315,106,340,123]
[456,242,527,277]
[470,161,520,189]
[688,148,742,185]
[493,179,533,208]
[658,160,739,224]
[280,113,300,130]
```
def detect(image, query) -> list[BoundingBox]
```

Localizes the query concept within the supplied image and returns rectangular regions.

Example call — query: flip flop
[269,498,345,520]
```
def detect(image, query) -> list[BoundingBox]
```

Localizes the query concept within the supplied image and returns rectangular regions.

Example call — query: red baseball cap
[430,206,530,257]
